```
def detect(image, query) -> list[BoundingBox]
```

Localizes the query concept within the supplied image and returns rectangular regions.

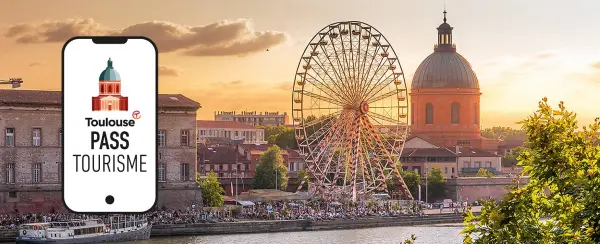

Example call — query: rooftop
[0,90,200,110]
[198,145,250,165]
[197,120,260,129]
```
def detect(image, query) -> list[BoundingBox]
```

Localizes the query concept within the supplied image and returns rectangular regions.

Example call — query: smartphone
[62,36,158,213]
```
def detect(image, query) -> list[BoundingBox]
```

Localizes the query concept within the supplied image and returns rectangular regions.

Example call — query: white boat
[16,215,151,243]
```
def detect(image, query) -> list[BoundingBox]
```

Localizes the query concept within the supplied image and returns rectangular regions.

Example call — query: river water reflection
[119,224,465,244]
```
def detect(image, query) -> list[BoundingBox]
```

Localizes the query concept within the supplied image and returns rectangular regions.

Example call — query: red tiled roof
[401,148,456,157]
[197,120,259,129]
[0,90,200,109]
[197,145,250,164]
[406,134,440,147]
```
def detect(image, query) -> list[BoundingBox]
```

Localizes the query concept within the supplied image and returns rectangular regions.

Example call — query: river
[118,224,466,244]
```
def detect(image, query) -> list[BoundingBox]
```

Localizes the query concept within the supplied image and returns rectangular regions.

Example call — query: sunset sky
[1,0,600,127]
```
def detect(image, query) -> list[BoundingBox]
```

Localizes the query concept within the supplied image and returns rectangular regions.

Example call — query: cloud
[569,61,600,84]
[158,65,182,77]
[3,18,288,57]
[28,62,42,67]
[229,80,243,85]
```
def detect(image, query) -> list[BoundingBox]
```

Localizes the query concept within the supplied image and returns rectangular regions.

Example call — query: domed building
[409,11,499,151]
[92,58,128,111]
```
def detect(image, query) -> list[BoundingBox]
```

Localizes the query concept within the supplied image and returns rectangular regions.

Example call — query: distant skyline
[1,0,600,127]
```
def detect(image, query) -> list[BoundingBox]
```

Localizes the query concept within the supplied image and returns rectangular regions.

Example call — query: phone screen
[62,37,157,213]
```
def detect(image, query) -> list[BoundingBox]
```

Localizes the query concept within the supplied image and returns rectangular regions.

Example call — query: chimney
[455,146,461,154]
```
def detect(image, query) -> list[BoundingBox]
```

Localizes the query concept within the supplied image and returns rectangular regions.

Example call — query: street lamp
[0,78,23,88]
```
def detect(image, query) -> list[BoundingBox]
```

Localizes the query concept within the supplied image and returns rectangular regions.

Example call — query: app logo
[132,110,141,120]
[91,58,129,111]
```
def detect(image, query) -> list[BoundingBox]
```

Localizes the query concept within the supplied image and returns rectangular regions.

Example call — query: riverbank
[0,212,475,242]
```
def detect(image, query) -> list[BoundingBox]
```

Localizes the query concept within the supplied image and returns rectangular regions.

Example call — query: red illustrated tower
[92,58,128,111]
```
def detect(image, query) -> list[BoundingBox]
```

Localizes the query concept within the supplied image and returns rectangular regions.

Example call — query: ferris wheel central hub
[359,101,369,114]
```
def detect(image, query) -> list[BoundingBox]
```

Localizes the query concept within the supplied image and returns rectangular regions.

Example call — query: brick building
[0,89,202,213]
[197,144,252,195]
[409,11,501,152]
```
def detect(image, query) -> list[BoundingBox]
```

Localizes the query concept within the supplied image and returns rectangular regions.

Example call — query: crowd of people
[0,200,437,229]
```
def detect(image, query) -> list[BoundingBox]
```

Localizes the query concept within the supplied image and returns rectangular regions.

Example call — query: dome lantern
[99,58,121,81]
[435,9,456,52]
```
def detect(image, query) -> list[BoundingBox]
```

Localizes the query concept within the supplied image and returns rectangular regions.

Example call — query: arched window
[115,84,120,93]
[411,103,414,125]
[451,102,460,124]
[107,85,113,93]
[100,84,104,93]
[473,103,478,124]
[425,103,433,124]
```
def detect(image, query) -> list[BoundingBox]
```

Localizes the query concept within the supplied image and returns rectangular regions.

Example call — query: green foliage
[481,126,526,140]
[502,146,528,167]
[427,168,447,201]
[260,125,297,149]
[197,171,225,207]
[387,169,422,198]
[295,169,310,190]
[476,168,494,178]
[253,145,289,190]
[401,234,417,244]
[462,98,600,243]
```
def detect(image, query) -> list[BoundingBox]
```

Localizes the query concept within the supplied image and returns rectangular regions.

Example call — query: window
[474,103,478,124]
[444,167,448,174]
[33,163,42,183]
[32,128,41,147]
[158,164,166,182]
[6,164,15,184]
[5,128,15,146]
[474,161,481,168]
[485,161,492,168]
[59,128,62,147]
[452,167,455,174]
[463,161,470,168]
[158,130,166,147]
[425,103,434,124]
[451,102,460,124]
[181,163,190,181]
[8,192,17,198]
[180,130,189,147]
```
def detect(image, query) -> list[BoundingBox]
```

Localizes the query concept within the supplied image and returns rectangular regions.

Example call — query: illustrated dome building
[409,11,498,150]
[92,58,128,111]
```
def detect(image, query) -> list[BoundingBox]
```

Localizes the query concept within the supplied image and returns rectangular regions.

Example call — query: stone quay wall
[447,177,529,202]
[0,214,470,242]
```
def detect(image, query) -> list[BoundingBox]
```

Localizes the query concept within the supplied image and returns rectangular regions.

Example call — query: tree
[462,98,600,243]
[295,169,310,191]
[387,169,422,199]
[475,168,494,178]
[481,126,526,140]
[502,146,528,167]
[260,125,298,149]
[426,168,447,201]
[197,171,225,207]
[253,145,289,190]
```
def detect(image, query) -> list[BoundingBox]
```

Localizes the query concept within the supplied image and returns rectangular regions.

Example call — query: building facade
[91,58,128,111]
[214,111,289,126]
[0,89,202,213]
[401,135,502,178]
[409,11,501,151]
[196,120,266,144]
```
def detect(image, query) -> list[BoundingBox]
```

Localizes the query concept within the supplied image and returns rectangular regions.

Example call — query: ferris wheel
[292,21,413,201]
